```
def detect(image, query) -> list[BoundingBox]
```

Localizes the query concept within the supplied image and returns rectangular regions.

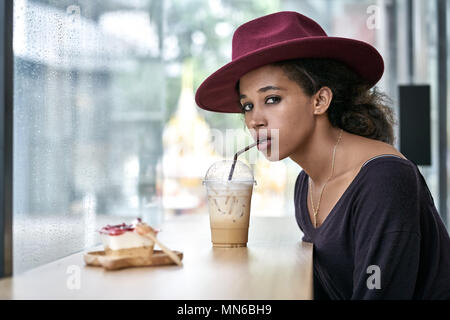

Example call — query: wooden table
[0,215,313,299]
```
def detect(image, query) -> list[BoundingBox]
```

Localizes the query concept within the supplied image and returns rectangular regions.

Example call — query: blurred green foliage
[164,0,281,130]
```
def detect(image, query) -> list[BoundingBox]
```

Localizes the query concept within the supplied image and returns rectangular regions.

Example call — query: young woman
[195,11,450,299]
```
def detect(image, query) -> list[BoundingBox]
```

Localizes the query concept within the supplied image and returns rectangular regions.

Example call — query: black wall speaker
[398,85,431,166]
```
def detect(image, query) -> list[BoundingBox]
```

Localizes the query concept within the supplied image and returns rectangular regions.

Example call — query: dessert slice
[99,218,158,257]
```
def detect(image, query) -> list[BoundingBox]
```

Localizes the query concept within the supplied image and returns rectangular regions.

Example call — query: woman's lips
[257,138,271,151]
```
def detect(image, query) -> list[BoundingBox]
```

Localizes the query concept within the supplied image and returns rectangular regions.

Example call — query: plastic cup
[203,160,256,248]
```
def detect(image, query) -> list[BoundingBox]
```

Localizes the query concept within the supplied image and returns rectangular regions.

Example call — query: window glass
[13,0,166,273]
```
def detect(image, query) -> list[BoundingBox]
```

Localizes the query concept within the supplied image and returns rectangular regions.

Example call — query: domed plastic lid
[203,159,255,184]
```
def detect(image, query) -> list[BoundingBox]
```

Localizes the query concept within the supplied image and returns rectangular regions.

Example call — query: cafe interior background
[3,0,449,275]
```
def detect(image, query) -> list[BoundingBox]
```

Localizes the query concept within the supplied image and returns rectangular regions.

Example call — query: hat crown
[232,11,327,61]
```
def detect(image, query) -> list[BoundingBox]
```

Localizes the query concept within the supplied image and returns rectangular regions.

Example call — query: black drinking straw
[227,141,258,181]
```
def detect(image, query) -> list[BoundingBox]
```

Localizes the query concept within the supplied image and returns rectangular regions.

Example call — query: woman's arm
[350,161,422,299]
[352,230,421,299]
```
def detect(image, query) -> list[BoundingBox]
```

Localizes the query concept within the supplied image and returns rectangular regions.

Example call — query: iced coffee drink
[206,181,253,247]
[203,159,256,248]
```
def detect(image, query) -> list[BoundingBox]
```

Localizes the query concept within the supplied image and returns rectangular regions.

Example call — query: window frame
[437,0,448,227]
[0,0,13,278]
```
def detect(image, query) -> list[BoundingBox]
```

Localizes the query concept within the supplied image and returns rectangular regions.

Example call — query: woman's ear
[313,87,333,114]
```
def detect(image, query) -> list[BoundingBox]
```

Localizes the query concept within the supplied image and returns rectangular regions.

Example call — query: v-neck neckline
[302,154,407,232]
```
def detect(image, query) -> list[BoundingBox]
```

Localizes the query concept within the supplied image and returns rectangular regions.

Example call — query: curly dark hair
[239,58,397,145]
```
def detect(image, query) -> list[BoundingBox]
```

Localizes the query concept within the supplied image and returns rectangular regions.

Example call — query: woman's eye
[241,103,253,112]
[241,97,280,113]
[266,96,281,104]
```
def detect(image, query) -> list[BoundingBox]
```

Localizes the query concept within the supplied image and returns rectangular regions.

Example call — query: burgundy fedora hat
[195,11,384,113]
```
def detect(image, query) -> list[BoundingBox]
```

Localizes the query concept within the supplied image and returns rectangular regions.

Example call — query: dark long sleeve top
[294,155,450,299]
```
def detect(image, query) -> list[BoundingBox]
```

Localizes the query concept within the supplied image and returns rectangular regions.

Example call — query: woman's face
[239,64,316,161]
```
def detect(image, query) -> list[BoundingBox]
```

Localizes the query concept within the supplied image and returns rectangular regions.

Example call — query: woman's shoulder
[352,153,430,222]
[339,136,424,208]
[350,156,427,234]
[349,133,407,162]
[358,155,418,186]
[347,134,414,180]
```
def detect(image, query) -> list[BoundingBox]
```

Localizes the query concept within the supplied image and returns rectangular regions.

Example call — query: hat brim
[195,36,384,113]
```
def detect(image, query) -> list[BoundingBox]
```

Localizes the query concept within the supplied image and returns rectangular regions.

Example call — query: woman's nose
[248,106,268,129]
